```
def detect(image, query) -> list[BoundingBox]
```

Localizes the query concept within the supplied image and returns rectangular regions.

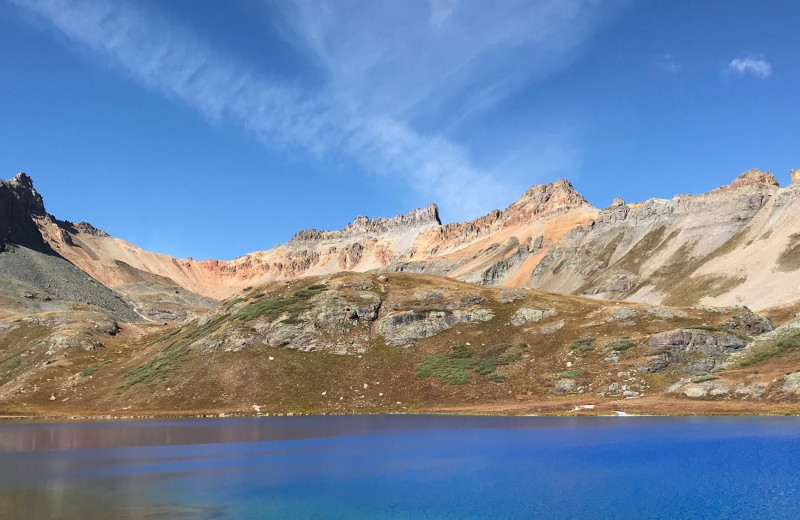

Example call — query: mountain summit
[3,169,800,312]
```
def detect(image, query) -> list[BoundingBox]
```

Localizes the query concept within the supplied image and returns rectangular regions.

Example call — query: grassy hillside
[1,272,799,418]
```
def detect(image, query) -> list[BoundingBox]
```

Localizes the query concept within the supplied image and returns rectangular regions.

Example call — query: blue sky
[2,0,799,260]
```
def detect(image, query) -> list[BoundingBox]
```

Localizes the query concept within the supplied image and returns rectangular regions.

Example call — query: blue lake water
[1,415,799,519]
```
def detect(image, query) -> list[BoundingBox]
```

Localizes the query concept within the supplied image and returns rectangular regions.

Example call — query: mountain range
[1,169,800,418]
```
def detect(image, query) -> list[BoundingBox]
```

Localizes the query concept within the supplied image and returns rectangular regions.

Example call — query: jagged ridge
[4,167,800,311]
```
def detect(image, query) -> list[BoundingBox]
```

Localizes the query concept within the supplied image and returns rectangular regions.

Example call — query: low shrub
[415,355,442,378]
[416,343,524,384]
[561,370,583,379]
[611,339,636,352]
[153,328,182,344]
[80,365,98,377]
[473,359,499,375]
[778,333,800,350]
[740,331,800,367]
[451,345,472,359]
[415,353,474,385]
[236,284,327,322]
[484,343,512,358]
[569,337,596,352]
[124,344,189,389]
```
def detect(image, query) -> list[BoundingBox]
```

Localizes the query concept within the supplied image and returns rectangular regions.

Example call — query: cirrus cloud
[7,0,626,221]
[727,55,772,79]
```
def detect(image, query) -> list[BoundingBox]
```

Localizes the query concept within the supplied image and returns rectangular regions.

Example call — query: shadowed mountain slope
[0,174,140,322]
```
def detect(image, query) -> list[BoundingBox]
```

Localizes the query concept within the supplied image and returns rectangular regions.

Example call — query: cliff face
[0,174,141,321]
[0,173,48,252]
[8,168,800,312]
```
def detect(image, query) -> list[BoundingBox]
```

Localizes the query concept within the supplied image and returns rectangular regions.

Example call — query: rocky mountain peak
[289,203,441,244]
[791,169,800,184]
[0,172,49,250]
[10,171,35,190]
[2,172,46,217]
[506,179,591,219]
[724,169,780,190]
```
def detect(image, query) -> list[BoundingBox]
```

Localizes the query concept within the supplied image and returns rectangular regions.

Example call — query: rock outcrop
[640,328,747,374]
[289,204,441,244]
[376,308,494,347]
[0,172,49,252]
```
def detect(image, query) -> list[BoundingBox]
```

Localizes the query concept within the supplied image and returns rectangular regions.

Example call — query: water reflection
[1,416,799,519]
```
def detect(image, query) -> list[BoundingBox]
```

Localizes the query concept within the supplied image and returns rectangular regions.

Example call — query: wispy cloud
[727,55,772,79]
[9,0,622,221]
[656,53,680,74]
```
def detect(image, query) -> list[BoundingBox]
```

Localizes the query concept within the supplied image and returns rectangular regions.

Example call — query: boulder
[682,380,730,398]
[723,309,775,335]
[552,379,576,394]
[511,307,556,326]
[540,321,564,334]
[735,383,767,398]
[781,372,800,393]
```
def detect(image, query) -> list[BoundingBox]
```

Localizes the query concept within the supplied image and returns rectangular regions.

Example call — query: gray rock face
[682,380,730,398]
[781,372,800,393]
[735,383,767,397]
[639,328,746,373]
[552,379,576,394]
[723,309,775,335]
[685,359,721,375]
[511,307,557,326]
[376,307,494,347]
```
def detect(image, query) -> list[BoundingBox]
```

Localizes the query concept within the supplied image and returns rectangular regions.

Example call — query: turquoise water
[1,415,799,519]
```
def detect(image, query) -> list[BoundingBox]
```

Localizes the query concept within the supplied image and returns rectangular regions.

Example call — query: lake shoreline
[2,395,799,423]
